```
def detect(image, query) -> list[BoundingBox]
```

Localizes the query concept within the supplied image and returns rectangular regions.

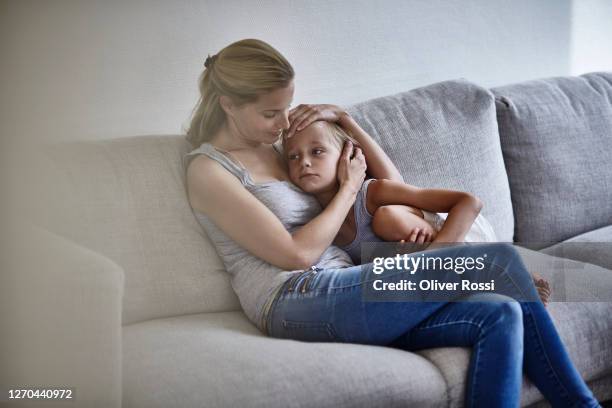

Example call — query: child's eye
[287,154,298,160]
[312,148,324,155]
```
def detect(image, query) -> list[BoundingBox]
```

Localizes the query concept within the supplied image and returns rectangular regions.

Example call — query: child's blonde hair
[323,121,359,150]
[185,39,294,148]
[280,121,359,154]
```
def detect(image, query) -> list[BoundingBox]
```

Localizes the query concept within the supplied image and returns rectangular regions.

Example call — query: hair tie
[204,54,218,68]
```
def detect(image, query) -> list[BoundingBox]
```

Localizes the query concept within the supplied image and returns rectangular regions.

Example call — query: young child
[281,120,551,305]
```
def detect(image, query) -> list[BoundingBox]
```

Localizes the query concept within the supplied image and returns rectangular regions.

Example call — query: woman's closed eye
[263,105,292,119]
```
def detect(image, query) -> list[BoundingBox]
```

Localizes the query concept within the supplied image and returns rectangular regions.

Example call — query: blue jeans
[266,243,601,408]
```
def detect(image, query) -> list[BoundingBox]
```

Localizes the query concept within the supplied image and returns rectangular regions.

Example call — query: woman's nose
[277,111,290,130]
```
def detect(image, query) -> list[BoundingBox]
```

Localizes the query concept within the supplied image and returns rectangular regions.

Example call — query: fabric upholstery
[2,221,123,407]
[347,79,514,241]
[122,311,447,408]
[541,225,612,271]
[492,72,612,247]
[35,135,240,325]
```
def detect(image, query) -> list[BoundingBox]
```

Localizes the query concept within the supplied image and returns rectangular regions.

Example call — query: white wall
[570,0,612,75]
[1,0,610,144]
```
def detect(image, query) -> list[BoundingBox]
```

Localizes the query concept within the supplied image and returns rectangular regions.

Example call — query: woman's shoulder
[186,153,246,213]
[186,153,220,185]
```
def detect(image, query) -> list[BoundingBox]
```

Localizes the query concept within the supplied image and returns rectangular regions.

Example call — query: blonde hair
[280,121,359,154]
[323,122,359,150]
[186,39,295,148]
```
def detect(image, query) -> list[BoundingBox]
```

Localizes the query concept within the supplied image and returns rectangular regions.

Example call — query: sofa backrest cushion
[36,135,241,325]
[492,72,612,246]
[347,79,515,241]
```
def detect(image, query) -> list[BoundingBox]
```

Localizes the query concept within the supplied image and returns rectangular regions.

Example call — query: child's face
[284,122,342,194]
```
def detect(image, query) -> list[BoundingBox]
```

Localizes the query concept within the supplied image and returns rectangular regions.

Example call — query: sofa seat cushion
[492,72,612,247]
[347,79,514,241]
[122,311,447,408]
[541,225,612,270]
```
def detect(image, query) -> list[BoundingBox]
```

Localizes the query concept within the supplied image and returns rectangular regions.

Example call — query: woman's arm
[286,104,403,182]
[367,179,483,243]
[186,143,365,270]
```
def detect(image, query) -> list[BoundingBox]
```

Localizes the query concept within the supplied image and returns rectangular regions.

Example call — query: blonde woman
[183,39,600,407]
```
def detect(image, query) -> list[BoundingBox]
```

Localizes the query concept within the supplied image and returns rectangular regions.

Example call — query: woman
[183,39,600,407]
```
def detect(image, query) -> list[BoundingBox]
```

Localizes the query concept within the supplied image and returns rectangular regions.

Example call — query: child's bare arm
[367,179,482,243]
[371,206,437,242]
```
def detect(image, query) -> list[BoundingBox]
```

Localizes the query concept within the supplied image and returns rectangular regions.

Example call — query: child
[281,120,551,305]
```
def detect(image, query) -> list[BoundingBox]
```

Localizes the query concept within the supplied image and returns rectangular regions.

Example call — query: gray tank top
[339,179,383,264]
[183,142,354,333]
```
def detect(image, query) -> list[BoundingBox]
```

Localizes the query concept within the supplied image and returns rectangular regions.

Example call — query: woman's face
[222,81,294,145]
[284,122,342,194]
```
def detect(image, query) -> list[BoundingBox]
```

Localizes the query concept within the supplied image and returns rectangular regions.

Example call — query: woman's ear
[219,95,234,117]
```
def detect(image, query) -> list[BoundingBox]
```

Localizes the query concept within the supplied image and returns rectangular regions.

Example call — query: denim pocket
[281,320,338,342]
[287,268,321,294]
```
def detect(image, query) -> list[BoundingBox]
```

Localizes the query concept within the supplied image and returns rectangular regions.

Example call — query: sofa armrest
[1,222,124,407]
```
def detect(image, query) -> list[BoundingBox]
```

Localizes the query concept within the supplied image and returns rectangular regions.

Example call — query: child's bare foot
[532,272,551,307]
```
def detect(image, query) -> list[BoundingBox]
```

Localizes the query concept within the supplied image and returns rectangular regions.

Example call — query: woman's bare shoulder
[185,154,242,212]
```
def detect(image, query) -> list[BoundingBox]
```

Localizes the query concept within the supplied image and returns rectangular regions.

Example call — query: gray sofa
[4,72,612,407]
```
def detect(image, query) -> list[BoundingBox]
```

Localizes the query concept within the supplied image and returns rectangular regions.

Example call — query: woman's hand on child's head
[285,104,346,139]
[337,141,366,195]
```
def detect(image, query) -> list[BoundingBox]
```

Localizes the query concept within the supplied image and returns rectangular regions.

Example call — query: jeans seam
[469,328,483,408]
[413,319,483,332]
[412,320,484,407]
[524,301,574,403]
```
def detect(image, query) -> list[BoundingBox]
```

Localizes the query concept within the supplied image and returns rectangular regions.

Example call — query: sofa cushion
[34,135,240,325]
[347,79,514,241]
[122,311,447,408]
[492,72,612,247]
[541,225,612,270]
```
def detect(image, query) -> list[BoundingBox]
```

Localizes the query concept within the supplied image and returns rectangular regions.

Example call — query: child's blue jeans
[266,243,601,407]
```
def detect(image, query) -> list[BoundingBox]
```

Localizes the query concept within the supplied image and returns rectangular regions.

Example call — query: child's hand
[532,272,551,307]
[399,228,436,246]
[395,229,435,253]
[285,104,346,139]
[336,141,366,195]
[405,228,435,245]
